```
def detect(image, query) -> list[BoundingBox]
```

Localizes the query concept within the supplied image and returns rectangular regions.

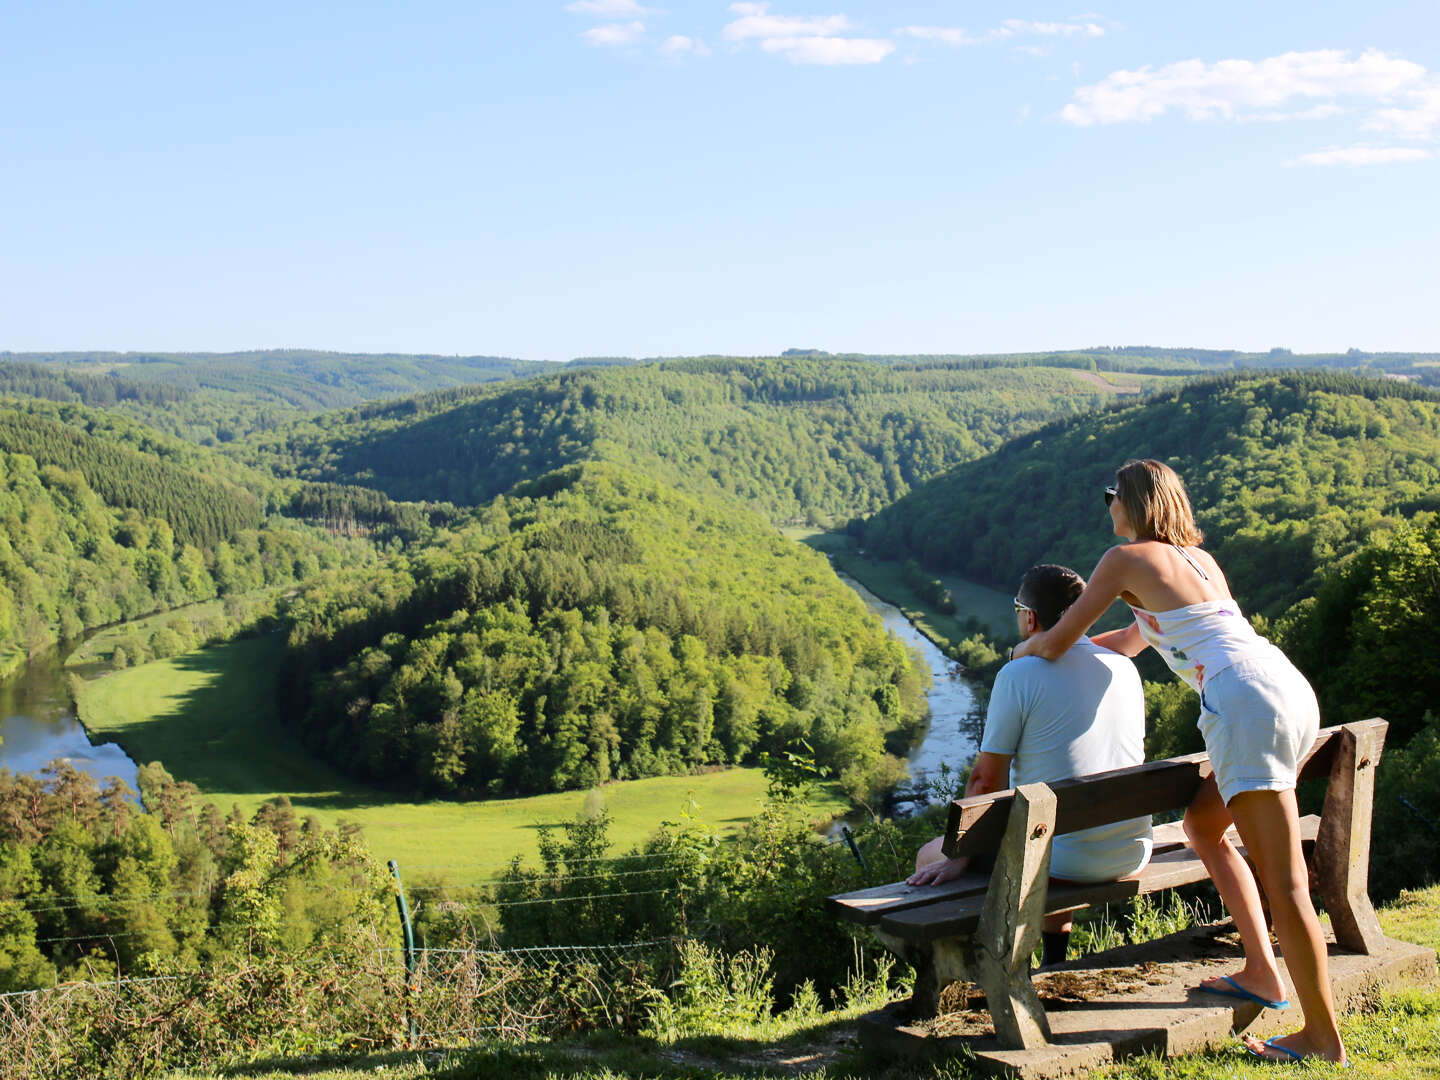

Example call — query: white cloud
[1365,84,1440,139]
[1061,48,1428,126]
[999,19,1104,38]
[759,35,893,65]
[1297,145,1433,166]
[896,25,980,47]
[724,3,891,66]
[582,21,646,46]
[724,3,851,42]
[897,17,1104,47]
[658,34,709,57]
[565,0,652,15]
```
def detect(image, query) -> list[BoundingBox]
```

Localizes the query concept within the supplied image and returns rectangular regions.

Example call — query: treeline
[241,357,1127,526]
[2,351,546,444]
[0,361,184,408]
[860,372,1440,617]
[0,449,372,660]
[0,761,386,992]
[287,483,463,539]
[0,411,262,548]
[278,462,928,799]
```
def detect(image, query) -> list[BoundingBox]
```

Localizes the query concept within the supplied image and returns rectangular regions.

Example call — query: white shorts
[1051,819,1153,883]
[1198,655,1320,806]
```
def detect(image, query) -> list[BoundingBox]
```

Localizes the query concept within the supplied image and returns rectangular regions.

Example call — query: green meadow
[73,635,847,877]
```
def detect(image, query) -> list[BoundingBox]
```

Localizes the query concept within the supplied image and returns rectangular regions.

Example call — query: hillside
[1,350,546,443]
[860,372,1440,618]
[237,356,1146,527]
[276,459,929,799]
[0,397,399,660]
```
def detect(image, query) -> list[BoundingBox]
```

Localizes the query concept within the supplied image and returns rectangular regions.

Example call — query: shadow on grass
[207,1013,959,1080]
[113,637,405,813]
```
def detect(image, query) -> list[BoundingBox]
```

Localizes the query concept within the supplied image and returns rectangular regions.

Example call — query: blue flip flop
[1199,974,1290,1009]
[1244,1036,1351,1068]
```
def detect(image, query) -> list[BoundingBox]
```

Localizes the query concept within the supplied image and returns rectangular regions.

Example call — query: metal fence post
[388,859,419,1046]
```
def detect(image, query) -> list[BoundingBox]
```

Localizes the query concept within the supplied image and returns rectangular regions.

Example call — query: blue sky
[3,1,1438,359]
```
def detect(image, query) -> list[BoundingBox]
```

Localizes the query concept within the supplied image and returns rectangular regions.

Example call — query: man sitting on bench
[907,564,1153,966]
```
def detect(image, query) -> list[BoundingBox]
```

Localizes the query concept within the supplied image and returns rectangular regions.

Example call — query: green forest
[1,350,1439,1076]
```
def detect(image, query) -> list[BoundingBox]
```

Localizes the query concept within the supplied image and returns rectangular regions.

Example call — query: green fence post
[388,859,419,1046]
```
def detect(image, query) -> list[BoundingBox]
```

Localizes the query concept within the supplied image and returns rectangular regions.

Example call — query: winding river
[0,576,975,807]
[837,574,981,806]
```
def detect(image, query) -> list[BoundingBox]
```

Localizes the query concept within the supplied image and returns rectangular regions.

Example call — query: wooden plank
[881,845,1212,944]
[974,783,1056,1048]
[881,816,1321,944]
[1315,720,1388,955]
[830,815,1318,926]
[941,720,1373,860]
[826,871,990,926]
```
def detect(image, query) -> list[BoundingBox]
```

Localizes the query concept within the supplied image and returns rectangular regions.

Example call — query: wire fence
[0,932,678,1079]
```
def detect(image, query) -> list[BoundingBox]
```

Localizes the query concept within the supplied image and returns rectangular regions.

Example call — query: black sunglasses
[1104,486,1118,506]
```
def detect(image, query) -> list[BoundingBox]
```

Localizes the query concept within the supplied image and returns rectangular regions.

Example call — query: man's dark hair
[1017,564,1086,631]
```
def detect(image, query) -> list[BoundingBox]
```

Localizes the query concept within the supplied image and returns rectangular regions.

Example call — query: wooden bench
[827,719,1389,1050]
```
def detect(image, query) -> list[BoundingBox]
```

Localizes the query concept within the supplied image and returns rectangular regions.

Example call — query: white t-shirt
[981,636,1152,882]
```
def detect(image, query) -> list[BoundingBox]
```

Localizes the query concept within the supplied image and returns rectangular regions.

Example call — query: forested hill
[0,397,415,659]
[277,460,928,799]
[1,350,546,444]
[238,357,1137,527]
[859,372,1440,617]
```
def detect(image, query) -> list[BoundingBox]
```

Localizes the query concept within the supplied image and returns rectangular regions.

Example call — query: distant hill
[235,356,1152,527]
[859,371,1440,617]
[0,350,548,443]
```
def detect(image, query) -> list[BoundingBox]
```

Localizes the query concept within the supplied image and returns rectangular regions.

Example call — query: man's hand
[906,856,970,887]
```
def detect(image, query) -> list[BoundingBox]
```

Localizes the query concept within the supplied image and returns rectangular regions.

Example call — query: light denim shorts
[1197,655,1320,806]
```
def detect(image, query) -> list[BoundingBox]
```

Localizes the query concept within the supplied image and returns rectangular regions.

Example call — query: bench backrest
[941,719,1385,860]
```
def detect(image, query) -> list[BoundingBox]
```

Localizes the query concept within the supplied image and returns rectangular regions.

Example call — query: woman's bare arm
[1091,621,1147,657]
[1012,546,1134,661]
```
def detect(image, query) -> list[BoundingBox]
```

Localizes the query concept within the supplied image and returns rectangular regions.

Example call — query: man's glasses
[1013,596,1035,615]
[1104,486,1118,506]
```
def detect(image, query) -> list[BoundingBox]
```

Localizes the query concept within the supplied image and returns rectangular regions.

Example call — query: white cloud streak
[1061,48,1427,126]
[581,21,646,46]
[1297,145,1433,166]
[565,0,652,15]
[723,3,891,65]
[723,3,850,41]
[758,35,893,64]
[897,17,1104,47]
[658,34,710,57]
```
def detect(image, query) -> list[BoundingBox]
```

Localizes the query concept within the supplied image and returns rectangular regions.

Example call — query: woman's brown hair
[1114,459,1204,546]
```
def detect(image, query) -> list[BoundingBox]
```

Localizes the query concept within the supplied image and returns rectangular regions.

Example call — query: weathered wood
[832,822,1206,928]
[827,870,990,927]
[973,783,1056,1049]
[940,721,1367,859]
[1315,720,1388,955]
[877,816,1322,945]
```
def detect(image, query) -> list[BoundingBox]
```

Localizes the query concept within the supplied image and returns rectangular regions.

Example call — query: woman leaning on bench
[1010,459,1347,1067]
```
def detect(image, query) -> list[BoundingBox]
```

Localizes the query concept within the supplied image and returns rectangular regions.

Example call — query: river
[0,646,139,795]
[0,577,975,809]
[837,573,981,805]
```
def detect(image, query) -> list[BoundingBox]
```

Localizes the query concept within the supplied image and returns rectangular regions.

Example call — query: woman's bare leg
[1227,788,1346,1063]
[1183,777,1287,1003]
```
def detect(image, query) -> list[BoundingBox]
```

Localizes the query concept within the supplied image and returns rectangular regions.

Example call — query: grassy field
[73,635,847,875]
